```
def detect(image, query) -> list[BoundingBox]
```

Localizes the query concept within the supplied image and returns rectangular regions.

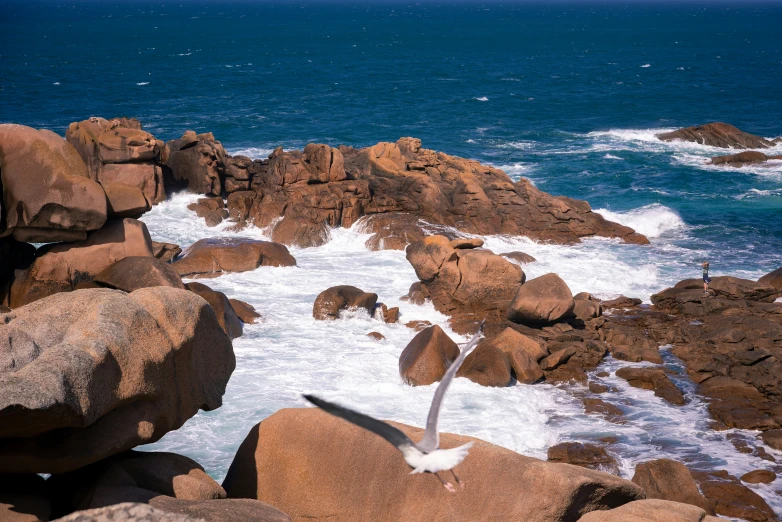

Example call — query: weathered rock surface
[740,470,776,484]
[0,287,234,473]
[312,285,378,320]
[398,325,460,386]
[601,295,642,309]
[66,117,166,205]
[101,181,151,219]
[406,235,524,320]
[152,242,182,263]
[488,328,545,384]
[0,124,107,242]
[615,367,685,405]
[631,459,713,513]
[54,503,198,522]
[758,267,782,294]
[185,283,243,339]
[455,342,513,387]
[657,123,780,149]
[9,218,154,308]
[508,273,575,325]
[577,499,709,522]
[164,132,227,196]
[225,138,648,247]
[222,408,645,521]
[94,256,185,293]
[547,442,619,475]
[229,299,261,324]
[501,251,537,264]
[691,470,777,522]
[357,213,427,251]
[173,238,295,279]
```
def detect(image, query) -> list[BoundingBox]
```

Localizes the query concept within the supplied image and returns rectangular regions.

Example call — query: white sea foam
[604,153,622,160]
[475,96,489,102]
[226,147,275,160]
[136,82,150,86]
[495,140,535,150]
[52,82,60,85]
[594,204,687,239]
[640,64,651,68]
[493,162,533,179]
[735,188,782,200]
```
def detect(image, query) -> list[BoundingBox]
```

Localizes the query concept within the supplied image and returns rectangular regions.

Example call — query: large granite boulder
[0,124,107,242]
[631,459,713,513]
[657,123,780,149]
[577,499,710,522]
[222,408,645,522]
[455,342,513,387]
[101,180,151,219]
[164,131,227,196]
[507,273,575,325]
[185,282,243,339]
[0,287,235,474]
[9,218,154,308]
[758,267,782,294]
[93,256,186,293]
[398,325,460,386]
[225,138,648,248]
[406,235,524,317]
[312,285,377,320]
[173,238,296,279]
[66,117,166,205]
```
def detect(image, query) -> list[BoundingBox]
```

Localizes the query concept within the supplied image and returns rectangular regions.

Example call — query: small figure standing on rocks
[702,261,711,294]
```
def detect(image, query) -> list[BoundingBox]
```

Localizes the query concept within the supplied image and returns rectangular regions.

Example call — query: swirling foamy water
[141,189,781,517]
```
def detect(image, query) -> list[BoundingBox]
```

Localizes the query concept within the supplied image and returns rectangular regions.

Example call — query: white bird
[303,320,484,492]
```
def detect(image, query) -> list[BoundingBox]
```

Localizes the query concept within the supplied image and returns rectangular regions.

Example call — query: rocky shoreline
[1,119,781,521]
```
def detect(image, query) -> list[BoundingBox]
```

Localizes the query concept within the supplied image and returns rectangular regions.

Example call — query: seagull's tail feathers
[409,442,474,474]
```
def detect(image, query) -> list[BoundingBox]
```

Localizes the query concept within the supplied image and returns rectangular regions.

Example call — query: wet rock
[761,429,782,451]
[164,131,227,196]
[186,283,243,340]
[173,238,296,279]
[589,382,610,394]
[631,459,713,513]
[406,235,524,318]
[0,124,107,242]
[656,122,779,149]
[507,273,575,325]
[312,285,378,321]
[699,377,777,431]
[358,213,426,251]
[709,150,782,167]
[601,295,642,309]
[615,367,685,405]
[9,218,154,308]
[229,299,261,324]
[187,198,227,227]
[94,256,185,293]
[740,470,776,484]
[501,251,536,264]
[222,408,645,521]
[583,399,624,423]
[398,325,460,386]
[456,343,513,387]
[547,442,619,475]
[402,282,430,305]
[374,303,399,323]
[152,242,182,263]
[101,181,150,219]
[577,499,708,522]
[692,470,777,522]
[0,473,50,522]
[404,319,431,331]
[367,332,385,341]
[0,287,234,474]
[450,238,483,249]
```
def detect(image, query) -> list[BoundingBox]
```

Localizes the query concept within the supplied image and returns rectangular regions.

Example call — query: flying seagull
[304,320,484,492]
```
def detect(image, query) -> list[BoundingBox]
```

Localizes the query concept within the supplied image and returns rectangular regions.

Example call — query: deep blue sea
[3,3,782,510]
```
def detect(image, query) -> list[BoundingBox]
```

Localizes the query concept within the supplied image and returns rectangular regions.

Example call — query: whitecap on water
[474,96,489,102]
[136,82,150,86]
[226,146,275,160]
[594,203,687,239]
[603,153,623,160]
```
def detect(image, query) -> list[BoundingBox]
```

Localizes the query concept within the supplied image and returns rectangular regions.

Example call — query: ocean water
[2,0,782,516]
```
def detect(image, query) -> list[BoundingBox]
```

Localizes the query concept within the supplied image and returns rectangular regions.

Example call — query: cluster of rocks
[655,122,782,169]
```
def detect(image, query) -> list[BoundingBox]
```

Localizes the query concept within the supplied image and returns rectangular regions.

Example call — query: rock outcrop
[709,151,782,167]
[164,132,227,196]
[657,123,780,149]
[312,285,377,320]
[615,367,686,406]
[0,287,235,474]
[398,325,460,386]
[0,124,107,243]
[66,117,166,207]
[9,218,155,308]
[223,138,648,248]
[93,256,186,293]
[758,267,782,294]
[222,408,645,522]
[631,459,713,513]
[173,238,296,279]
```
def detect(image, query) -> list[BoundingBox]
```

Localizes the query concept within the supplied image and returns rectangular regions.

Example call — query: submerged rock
[0,287,234,474]
[173,238,296,279]
[222,408,644,521]
[312,285,378,321]
[709,150,782,167]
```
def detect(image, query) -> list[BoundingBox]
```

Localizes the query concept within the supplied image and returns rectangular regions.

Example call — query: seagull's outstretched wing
[417,320,485,453]
[303,394,417,454]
